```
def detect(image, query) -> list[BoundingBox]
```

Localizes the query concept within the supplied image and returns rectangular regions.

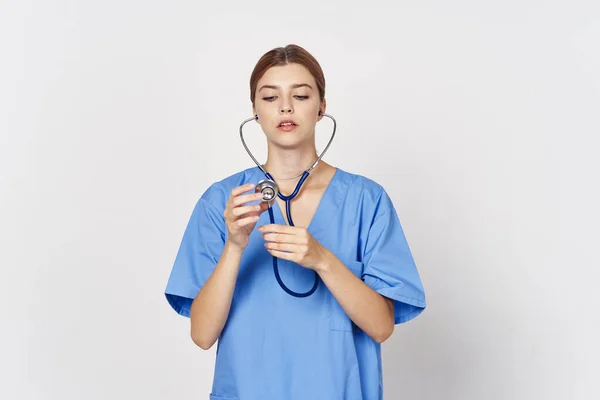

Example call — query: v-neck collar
[250,166,348,240]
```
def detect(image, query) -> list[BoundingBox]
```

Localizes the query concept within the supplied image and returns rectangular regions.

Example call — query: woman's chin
[266,134,309,150]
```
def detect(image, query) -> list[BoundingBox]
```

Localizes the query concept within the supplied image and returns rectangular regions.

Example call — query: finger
[232,192,264,207]
[233,215,260,229]
[244,202,271,219]
[258,224,299,234]
[254,201,272,215]
[266,248,296,261]
[232,204,261,217]
[233,201,270,220]
[230,183,255,199]
[265,242,306,253]
[262,232,305,244]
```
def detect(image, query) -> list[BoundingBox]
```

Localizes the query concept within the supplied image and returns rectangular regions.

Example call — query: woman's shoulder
[335,168,402,217]
[336,167,386,199]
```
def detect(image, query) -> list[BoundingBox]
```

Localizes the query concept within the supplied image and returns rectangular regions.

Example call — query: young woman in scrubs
[165,44,427,400]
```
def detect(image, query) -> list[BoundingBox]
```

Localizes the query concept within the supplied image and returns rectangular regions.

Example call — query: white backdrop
[1,1,599,399]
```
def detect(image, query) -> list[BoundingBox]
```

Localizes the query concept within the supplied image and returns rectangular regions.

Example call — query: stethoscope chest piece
[255,179,278,202]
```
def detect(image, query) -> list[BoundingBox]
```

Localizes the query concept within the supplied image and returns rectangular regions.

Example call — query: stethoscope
[238,111,337,297]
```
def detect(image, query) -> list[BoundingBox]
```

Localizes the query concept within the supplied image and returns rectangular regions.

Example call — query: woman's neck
[263,146,319,180]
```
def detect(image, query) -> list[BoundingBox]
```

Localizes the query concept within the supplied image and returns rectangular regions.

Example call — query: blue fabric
[165,166,426,400]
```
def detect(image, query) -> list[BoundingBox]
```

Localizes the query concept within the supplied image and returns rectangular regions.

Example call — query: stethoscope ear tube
[239,112,337,177]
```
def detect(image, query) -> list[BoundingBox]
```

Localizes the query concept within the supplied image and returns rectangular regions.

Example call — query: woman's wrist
[225,240,246,255]
[313,248,334,274]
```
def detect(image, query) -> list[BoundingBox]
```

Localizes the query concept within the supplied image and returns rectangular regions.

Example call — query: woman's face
[253,63,326,148]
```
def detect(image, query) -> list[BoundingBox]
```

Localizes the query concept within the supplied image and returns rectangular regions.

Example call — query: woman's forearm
[316,251,395,343]
[189,241,244,350]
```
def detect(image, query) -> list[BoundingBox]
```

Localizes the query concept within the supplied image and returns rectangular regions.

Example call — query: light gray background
[1,1,599,399]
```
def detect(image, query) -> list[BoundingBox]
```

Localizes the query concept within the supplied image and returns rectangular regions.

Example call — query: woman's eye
[262,95,308,102]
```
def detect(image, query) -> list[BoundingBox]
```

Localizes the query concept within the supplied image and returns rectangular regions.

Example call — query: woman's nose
[279,100,293,114]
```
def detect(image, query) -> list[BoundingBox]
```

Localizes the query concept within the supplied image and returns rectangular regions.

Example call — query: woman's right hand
[224,183,271,251]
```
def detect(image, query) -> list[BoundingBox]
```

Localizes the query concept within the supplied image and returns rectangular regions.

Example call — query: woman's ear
[318,99,327,119]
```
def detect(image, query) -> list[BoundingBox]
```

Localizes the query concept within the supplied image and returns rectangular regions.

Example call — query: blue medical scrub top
[165,166,426,400]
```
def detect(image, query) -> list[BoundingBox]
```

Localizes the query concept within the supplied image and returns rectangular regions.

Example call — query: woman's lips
[277,124,297,132]
[277,119,297,131]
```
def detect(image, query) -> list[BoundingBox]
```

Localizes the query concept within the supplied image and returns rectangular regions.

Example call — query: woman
[165,44,426,400]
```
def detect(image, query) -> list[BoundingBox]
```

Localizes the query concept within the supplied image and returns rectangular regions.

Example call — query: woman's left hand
[258,224,329,271]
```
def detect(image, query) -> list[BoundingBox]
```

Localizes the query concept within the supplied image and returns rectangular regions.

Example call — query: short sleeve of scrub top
[164,196,226,318]
[359,187,426,324]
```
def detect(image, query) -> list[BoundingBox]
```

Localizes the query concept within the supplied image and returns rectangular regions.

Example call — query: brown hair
[249,44,326,106]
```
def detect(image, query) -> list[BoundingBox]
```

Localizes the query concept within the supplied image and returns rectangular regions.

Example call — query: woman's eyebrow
[259,83,313,92]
